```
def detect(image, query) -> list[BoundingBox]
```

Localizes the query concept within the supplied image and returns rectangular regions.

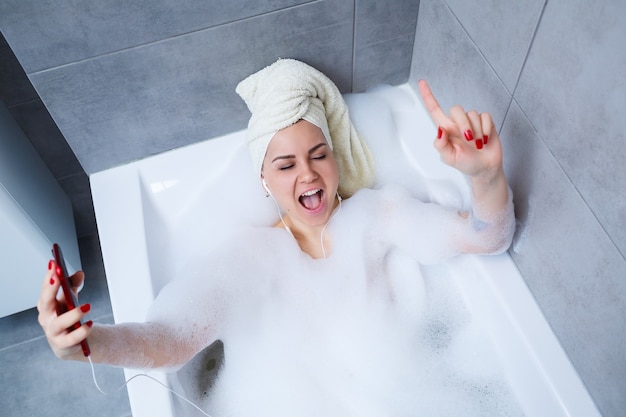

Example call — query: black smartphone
[52,243,91,357]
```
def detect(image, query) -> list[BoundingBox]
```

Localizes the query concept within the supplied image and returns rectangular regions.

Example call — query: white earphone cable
[320,193,342,259]
[87,355,213,417]
[267,191,294,237]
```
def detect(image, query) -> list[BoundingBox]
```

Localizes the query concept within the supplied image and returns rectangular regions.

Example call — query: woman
[37,59,515,414]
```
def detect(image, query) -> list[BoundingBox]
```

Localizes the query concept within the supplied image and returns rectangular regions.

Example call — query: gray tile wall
[0,32,97,238]
[2,31,125,416]
[409,1,626,416]
[0,0,420,175]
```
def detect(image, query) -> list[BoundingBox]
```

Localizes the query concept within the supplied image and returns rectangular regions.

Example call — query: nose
[298,160,318,183]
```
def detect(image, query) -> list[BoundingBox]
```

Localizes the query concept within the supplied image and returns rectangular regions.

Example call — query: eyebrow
[271,143,328,163]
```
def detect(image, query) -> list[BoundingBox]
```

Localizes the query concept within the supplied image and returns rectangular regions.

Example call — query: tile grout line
[28,0,323,76]
[442,0,512,133]
[502,0,625,262]
[0,334,46,353]
[504,0,548,130]
[0,312,115,353]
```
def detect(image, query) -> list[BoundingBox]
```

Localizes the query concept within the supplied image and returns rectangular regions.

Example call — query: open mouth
[298,189,324,211]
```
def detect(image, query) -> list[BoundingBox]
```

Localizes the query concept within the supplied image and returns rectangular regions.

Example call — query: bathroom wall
[0,0,420,175]
[409,1,625,416]
[1,34,131,416]
[0,32,97,238]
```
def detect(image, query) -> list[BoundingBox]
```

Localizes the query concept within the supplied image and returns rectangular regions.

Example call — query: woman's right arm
[37,261,202,370]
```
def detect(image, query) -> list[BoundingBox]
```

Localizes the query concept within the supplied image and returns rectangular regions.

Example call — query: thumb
[69,271,85,294]
[432,126,459,168]
[433,126,451,154]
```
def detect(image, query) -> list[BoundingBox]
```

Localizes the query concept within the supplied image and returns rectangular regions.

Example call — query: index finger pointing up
[418,80,453,129]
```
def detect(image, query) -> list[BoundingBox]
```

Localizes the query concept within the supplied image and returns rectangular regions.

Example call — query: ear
[261,175,271,196]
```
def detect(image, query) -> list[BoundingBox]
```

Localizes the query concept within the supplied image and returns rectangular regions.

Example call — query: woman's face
[261,119,339,229]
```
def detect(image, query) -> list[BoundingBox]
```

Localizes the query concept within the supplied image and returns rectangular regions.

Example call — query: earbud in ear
[262,178,271,196]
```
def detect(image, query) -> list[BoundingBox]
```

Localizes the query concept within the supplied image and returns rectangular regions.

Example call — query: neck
[276,196,341,259]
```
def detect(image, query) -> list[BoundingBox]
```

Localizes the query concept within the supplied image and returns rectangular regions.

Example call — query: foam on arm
[460,167,515,255]
[379,182,514,264]
[85,257,228,371]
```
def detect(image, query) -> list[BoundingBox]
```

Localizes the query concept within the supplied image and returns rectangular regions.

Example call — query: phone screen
[52,243,91,357]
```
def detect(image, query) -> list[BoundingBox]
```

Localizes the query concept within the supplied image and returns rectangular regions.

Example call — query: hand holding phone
[52,243,91,357]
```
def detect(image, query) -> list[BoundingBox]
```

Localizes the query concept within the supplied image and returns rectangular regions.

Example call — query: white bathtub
[91,84,600,417]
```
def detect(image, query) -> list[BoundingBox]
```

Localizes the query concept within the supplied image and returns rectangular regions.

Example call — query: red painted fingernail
[437,126,443,139]
[476,138,484,150]
[86,320,93,328]
[50,277,55,285]
[464,130,474,141]
[48,260,53,270]
[80,304,91,313]
[483,135,489,145]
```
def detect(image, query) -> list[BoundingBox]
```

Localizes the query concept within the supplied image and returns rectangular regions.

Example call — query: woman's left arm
[418,80,514,254]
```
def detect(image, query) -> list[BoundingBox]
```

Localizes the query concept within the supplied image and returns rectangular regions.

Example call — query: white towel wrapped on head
[236,58,375,198]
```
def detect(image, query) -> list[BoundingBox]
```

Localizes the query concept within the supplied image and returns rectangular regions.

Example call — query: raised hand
[418,80,503,180]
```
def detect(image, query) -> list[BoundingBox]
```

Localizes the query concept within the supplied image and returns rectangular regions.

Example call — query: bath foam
[129,86,522,416]
[93,83,602,417]
[146,183,524,416]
